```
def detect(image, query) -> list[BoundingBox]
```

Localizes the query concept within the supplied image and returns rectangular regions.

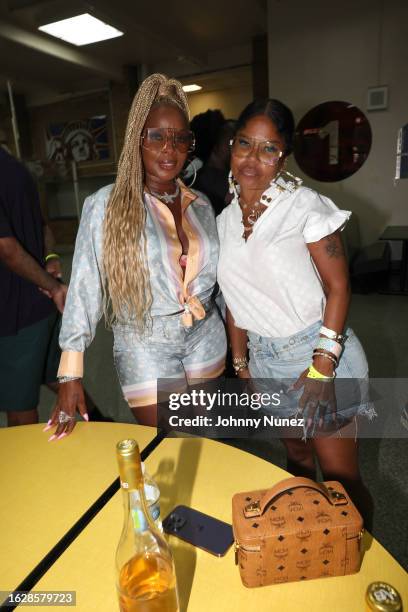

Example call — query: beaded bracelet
[313,350,338,366]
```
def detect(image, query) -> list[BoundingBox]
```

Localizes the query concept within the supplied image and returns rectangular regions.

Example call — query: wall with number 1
[267,0,408,251]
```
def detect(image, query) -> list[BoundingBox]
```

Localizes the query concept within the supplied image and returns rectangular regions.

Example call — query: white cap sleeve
[302,191,351,243]
[216,208,226,239]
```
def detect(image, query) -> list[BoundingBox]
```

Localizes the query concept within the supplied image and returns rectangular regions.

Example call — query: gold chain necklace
[240,198,265,235]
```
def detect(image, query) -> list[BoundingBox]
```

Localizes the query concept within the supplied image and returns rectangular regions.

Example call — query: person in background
[189,110,234,214]
[0,145,67,426]
[190,109,225,168]
[195,120,237,215]
[50,73,226,439]
[216,98,373,526]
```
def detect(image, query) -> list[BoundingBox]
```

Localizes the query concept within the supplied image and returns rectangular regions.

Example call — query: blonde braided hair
[102,74,190,331]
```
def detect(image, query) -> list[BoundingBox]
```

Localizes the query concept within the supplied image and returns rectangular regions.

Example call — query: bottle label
[131,502,161,532]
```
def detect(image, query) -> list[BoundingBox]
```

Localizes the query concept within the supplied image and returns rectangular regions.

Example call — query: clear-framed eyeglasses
[141,128,195,153]
[230,136,284,165]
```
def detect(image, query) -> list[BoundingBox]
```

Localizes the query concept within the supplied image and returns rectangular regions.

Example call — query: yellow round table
[0,422,156,594]
[30,437,407,611]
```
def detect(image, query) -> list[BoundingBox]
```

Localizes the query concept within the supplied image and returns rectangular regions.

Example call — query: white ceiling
[0,0,266,100]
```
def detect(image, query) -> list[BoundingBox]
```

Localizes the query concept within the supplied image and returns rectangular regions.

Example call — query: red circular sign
[294,101,372,182]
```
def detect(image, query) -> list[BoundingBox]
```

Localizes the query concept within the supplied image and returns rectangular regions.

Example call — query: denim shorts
[247,320,374,430]
[112,304,227,408]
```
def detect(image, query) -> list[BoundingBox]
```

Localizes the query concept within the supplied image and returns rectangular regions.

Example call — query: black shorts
[0,312,61,412]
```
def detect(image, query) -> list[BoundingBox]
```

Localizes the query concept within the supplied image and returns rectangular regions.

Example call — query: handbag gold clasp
[329,489,347,505]
[244,500,261,517]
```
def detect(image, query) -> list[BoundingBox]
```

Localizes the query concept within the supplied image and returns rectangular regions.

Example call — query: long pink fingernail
[57,432,67,440]
[48,434,57,442]
[43,424,52,432]
[83,413,89,422]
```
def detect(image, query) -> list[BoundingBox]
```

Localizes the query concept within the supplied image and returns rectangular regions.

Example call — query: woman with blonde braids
[46,74,226,438]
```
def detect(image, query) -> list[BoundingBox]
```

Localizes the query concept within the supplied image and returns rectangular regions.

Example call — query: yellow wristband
[307,363,334,380]
[45,253,60,262]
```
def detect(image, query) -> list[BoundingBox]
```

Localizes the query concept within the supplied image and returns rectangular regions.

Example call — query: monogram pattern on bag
[235,481,362,588]
[296,560,311,570]
[304,489,318,497]
[270,516,286,528]
[319,543,334,555]
[320,570,332,578]
[296,529,312,541]
[288,501,303,512]
[273,548,289,559]
[316,511,332,524]
[273,576,289,584]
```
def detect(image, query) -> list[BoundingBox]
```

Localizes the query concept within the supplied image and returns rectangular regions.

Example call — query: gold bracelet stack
[232,356,249,374]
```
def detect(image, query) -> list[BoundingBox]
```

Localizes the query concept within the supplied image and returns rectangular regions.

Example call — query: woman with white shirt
[217,98,372,525]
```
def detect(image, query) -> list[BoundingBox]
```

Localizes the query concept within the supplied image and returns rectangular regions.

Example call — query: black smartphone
[162,505,234,557]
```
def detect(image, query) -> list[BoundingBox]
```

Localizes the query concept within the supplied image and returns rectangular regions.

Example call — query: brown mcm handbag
[232,476,364,588]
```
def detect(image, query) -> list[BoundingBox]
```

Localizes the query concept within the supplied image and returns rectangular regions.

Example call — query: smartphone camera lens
[167,513,186,532]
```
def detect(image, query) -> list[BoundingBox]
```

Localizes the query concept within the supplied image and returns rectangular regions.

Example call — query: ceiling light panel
[38,13,124,46]
[182,84,202,92]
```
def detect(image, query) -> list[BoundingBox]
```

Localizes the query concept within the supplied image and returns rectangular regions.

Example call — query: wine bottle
[116,439,179,612]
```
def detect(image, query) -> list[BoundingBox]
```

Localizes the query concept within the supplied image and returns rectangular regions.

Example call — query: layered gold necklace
[239,198,267,238]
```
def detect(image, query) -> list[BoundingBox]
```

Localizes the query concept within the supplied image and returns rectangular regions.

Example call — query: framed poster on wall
[45,115,110,164]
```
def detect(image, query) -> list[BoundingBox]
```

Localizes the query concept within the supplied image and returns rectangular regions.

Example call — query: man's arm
[0,236,67,312]
[43,223,55,255]
[43,223,62,279]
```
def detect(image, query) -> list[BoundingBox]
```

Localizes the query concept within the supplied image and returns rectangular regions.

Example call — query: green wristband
[45,253,60,262]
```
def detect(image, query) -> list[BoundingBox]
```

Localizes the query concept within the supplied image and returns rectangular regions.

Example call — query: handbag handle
[244,477,347,518]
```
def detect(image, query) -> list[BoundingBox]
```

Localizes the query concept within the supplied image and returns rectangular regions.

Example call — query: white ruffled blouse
[216,180,351,338]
